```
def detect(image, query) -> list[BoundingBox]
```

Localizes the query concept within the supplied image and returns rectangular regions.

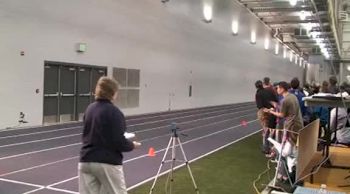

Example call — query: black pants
[262,115,277,154]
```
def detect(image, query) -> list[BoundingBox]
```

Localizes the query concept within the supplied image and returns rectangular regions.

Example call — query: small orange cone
[241,120,248,127]
[148,147,156,157]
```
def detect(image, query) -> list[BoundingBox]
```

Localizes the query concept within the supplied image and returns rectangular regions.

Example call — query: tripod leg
[149,137,173,194]
[176,137,199,194]
[168,134,177,194]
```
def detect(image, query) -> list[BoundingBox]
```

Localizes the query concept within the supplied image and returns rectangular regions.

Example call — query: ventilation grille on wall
[339,11,349,21]
[113,68,140,109]
[295,28,308,36]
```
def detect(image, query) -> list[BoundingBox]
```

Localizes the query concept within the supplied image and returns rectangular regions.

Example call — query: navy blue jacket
[289,88,307,116]
[80,99,134,165]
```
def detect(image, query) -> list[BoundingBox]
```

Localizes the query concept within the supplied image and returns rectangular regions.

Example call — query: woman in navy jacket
[79,76,140,194]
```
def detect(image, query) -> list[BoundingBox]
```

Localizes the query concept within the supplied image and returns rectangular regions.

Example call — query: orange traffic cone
[241,120,248,127]
[148,147,156,157]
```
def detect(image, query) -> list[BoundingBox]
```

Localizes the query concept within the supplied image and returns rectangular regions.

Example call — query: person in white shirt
[330,108,350,144]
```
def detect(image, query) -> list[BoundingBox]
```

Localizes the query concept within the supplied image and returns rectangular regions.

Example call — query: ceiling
[238,0,338,60]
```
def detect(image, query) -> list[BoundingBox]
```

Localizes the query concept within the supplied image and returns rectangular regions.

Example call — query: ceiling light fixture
[347,65,350,72]
[264,38,270,50]
[251,31,256,44]
[289,0,298,6]
[203,4,212,23]
[231,20,238,35]
[300,11,306,20]
[275,42,279,55]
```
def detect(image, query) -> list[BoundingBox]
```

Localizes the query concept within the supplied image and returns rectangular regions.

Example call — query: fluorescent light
[303,22,313,32]
[315,38,322,45]
[264,38,270,50]
[299,58,303,67]
[289,0,297,6]
[324,53,330,59]
[290,51,293,62]
[300,11,306,20]
[319,43,326,49]
[283,47,287,58]
[251,31,256,44]
[347,65,350,71]
[231,20,238,35]
[295,55,298,64]
[275,42,279,55]
[203,4,212,23]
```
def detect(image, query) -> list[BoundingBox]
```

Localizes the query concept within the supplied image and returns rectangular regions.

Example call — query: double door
[43,62,106,124]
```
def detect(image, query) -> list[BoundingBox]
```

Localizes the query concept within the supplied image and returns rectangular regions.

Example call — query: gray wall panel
[0,0,305,128]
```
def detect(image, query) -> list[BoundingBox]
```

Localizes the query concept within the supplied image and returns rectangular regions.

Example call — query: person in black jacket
[79,76,141,194]
[255,80,278,156]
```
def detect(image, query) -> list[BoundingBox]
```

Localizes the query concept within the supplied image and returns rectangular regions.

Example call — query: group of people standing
[255,77,303,158]
[255,76,350,182]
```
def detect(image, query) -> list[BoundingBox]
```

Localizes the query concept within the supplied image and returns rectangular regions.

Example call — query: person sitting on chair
[330,108,350,145]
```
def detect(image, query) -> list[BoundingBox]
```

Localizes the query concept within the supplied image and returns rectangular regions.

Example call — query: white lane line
[0,134,81,148]
[0,107,255,149]
[128,105,253,127]
[125,119,258,164]
[46,176,79,188]
[0,104,254,140]
[126,103,251,122]
[22,187,47,194]
[0,157,79,177]
[0,108,256,161]
[126,129,261,191]
[44,119,259,188]
[132,108,256,133]
[46,186,79,194]
[139,112,257,143]
[0,143,81,161]
[0,112,257,176]
[0,177,44,188]
[0,126,81,140]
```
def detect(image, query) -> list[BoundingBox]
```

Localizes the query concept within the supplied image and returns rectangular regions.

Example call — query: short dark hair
[255,80,263,89]
[278,81,289,91]
[329,76,337,85]
[340,82,350,93]
[263,77,270,85]
[290,78,300,89]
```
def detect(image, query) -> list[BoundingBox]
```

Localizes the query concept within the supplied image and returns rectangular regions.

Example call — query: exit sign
[76,43,87,52]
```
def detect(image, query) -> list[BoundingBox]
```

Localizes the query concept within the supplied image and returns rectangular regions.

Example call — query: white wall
[308,55,335,84]
[0,0,305,129]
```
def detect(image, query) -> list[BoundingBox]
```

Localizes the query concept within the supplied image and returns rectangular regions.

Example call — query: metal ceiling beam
[239,0,289,3]
[250,7,313,13]
[268,23,331,29]
[265,19,322,25]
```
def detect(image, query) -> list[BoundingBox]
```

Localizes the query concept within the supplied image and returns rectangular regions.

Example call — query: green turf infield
[129,133,272,194]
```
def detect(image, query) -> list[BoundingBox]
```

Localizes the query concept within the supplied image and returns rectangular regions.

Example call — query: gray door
[59,66,76,122]
[77,67,91,121]
[43,62,107,124]
[43,65,59,123]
